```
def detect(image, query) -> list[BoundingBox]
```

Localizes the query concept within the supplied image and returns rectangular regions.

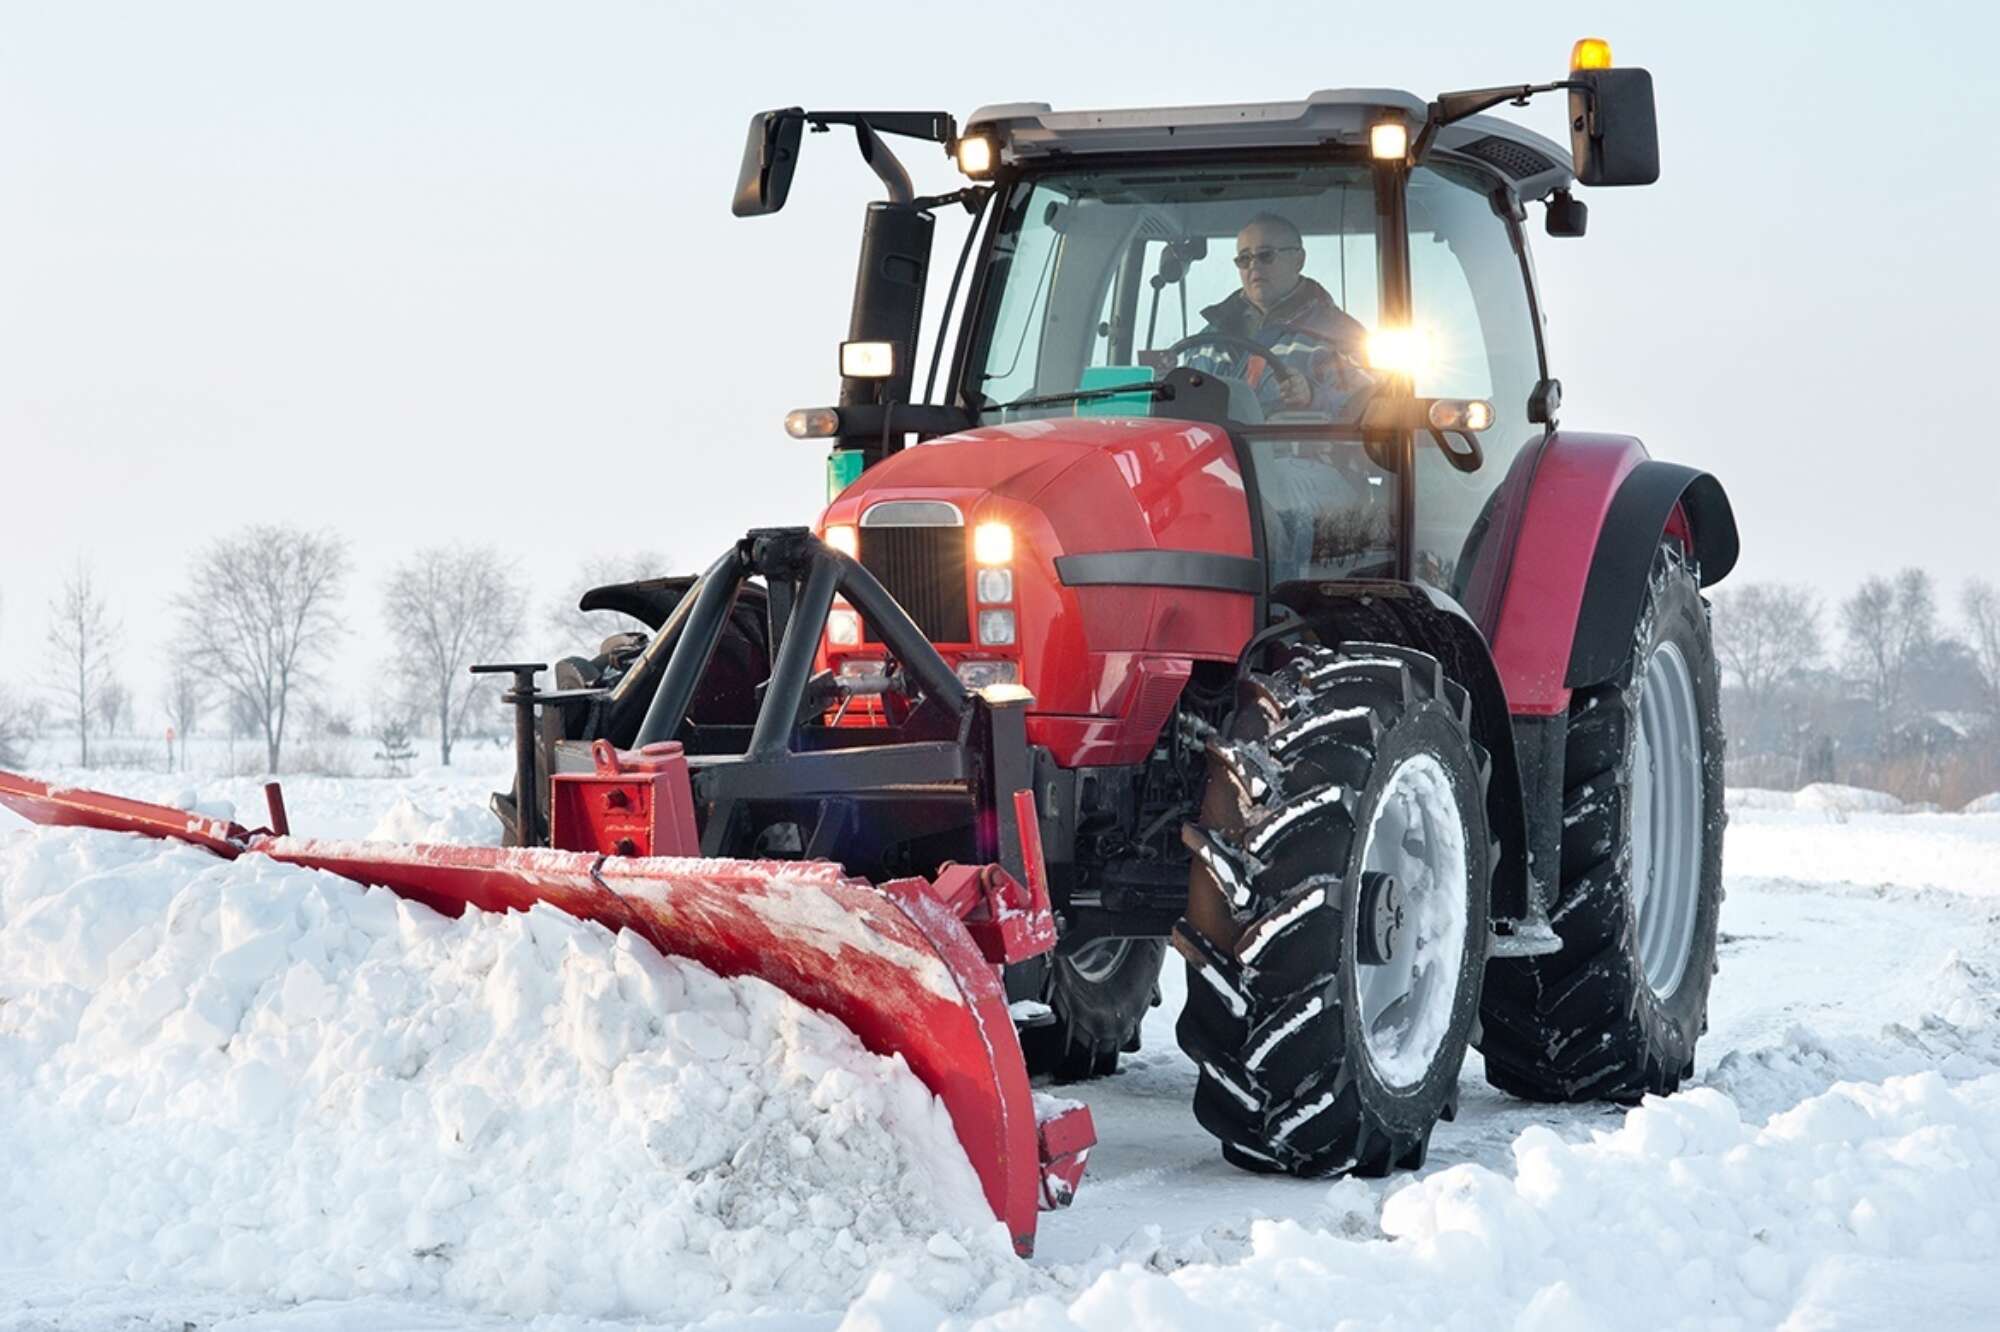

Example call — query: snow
[1963,791,2000,815]
[4,768,1999,1328]
[1792,782,1909,815]
[0,806,1012,1325]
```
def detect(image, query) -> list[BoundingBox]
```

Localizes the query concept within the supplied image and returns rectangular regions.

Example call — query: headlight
[954,660,1019,690]
[839,340,896,379]
[1365,326,1433,379]
[827,608,862,646]
[973,522,1014,566]
[954,134,996,178]
[976,567,1014,604]
[978,609,1016,646]
[823,524,859,558]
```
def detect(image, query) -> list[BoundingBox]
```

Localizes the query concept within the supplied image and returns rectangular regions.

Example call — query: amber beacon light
[1569,37,1614,72]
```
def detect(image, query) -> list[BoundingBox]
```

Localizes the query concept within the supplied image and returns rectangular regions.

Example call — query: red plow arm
[0,769,1091,1255]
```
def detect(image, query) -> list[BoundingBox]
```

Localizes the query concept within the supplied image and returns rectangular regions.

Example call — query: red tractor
[527,41,1735,1173]
[1,41,1736,1247]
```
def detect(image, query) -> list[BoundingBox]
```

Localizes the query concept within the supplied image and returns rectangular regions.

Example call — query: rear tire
[1478,543,1726,1102]
[1175,643,1493,1175]
[1019,935,1168,1081]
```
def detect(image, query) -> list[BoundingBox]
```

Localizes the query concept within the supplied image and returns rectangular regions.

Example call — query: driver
[1197,213,1368,413]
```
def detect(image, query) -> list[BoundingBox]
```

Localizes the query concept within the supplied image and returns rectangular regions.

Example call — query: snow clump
[0,827,1014,1323]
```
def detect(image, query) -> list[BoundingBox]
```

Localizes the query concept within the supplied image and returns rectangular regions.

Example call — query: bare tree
[96,677,131,739]
[1840,568,1936,734]
[1965,578,2000,722]
[546,550,669,648]
[175,526,348,774]
[1710,583,1822,722]
[383,544,526,765]
[163,659,208,771]
[0,694,29,767]
[46,560,118,765]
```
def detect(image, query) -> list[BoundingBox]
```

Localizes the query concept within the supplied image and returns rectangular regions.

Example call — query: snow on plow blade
[0,768,1093,1255]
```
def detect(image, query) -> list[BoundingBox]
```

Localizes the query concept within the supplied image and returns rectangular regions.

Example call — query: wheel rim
[1631,640,1705,999]
[1355,753,1470,1090]
[1067,938,1132,984]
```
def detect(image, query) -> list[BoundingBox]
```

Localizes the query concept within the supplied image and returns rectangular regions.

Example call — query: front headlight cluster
[973,522,1015,646]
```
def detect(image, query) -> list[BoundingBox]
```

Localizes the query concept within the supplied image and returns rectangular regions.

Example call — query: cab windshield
[964,161,1384,427]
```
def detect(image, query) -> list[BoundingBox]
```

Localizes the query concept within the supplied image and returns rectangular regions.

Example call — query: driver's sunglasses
[1233,245,1302,270]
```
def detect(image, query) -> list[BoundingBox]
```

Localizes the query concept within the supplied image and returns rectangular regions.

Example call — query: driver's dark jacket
[1195,277,1368,414]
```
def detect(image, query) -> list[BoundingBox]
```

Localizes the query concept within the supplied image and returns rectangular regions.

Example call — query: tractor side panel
[1021,421,1254,765]
[1487,433,1649,717]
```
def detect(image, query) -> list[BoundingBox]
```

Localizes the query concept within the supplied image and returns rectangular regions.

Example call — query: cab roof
[964,89,1573,202]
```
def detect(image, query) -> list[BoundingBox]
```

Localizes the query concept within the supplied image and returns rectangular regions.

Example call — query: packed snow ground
[2,760,1997,1329]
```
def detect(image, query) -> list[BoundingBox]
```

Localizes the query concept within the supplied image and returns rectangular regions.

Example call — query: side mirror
[1545,189,1588,237]
[732,108,805,217]
[1568,68,1658,186]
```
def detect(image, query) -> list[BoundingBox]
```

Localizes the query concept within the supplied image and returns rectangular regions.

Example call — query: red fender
[1489,432,1736,716]
[1488,433,1649,716]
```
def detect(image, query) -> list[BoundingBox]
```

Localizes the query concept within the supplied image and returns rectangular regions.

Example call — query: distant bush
[282,742,357,778]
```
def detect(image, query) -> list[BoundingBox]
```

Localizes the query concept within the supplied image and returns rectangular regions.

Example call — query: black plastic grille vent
[862,526,970,644]
[1460,135,1556,180]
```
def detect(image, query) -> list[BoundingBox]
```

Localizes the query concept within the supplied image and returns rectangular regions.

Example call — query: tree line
[1711,570,2000,804]
[0,530,665,774]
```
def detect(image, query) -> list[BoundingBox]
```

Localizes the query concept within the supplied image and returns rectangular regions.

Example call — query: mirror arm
[1412,79,1580,163]
[848,121,913,205]
[799,110,959,208]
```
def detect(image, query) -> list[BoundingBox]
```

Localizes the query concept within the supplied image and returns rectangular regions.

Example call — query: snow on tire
[1174,642,1493,1176]
[1478,542,1727,1102]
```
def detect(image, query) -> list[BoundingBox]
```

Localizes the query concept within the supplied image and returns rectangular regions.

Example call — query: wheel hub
[1355,871,1405,966]
[1354,754,1470,1090]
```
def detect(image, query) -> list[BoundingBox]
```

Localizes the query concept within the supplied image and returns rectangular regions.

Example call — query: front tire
[1174,643,1493,1175]
[1478,543,1726,1102]
[1018,934,1168,1081]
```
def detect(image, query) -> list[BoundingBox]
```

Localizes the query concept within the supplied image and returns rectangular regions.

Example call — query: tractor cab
[952,127,1549,624]
[746,58,1659,651]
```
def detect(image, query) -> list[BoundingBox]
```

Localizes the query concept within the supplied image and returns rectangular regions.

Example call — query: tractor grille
[861,526,970,643]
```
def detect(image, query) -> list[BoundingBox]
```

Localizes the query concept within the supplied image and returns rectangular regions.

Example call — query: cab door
[1404,164,1548,631]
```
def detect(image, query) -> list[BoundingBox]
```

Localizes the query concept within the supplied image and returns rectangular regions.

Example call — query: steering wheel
[1162,330,1300,388]
[1162,325,1375,411]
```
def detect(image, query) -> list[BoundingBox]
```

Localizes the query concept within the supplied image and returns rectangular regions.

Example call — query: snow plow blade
[0,769,1092,1255]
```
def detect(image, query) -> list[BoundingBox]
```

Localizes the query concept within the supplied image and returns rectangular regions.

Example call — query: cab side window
[1406,166,1544,619]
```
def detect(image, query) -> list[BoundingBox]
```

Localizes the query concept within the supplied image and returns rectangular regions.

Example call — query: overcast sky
[4,0,1997,734]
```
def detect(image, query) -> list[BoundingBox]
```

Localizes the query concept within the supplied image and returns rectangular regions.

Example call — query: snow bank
[0,827,1013,1323]
[1726,784,1911,815]
[1723,787,1797,811]
[0,764,510,843]
[366,794,503,845]
[1793,782,1906,814]
[1725,804,2000,899]
[843,1072,2000,1329]
[1963,791,2000,815]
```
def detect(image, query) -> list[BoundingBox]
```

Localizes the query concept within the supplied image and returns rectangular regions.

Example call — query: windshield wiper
[983,381,1175,415]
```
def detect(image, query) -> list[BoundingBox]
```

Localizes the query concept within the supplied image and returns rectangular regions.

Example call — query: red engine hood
[818,417,1257,765]
[822,417,1253,560]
